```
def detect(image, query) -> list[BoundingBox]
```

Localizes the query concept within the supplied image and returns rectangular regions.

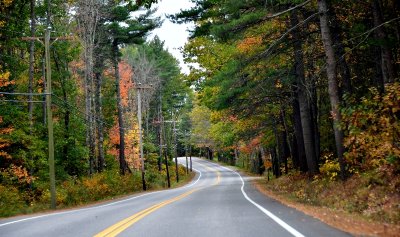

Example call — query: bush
[0,164,193,217]
[0,185,26,217]
[342,83,400,173]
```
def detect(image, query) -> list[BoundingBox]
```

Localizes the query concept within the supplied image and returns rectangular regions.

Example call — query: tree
[317,0,346,180]
[76,0,102,174]
[106,6,160,174]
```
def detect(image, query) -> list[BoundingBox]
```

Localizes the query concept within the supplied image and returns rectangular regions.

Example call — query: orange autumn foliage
[119,61,134,107]
[239,135,263,155]
[108,61,140,169]
[343,83,400,172]
[0,116,13,160]
[237,36,263,54]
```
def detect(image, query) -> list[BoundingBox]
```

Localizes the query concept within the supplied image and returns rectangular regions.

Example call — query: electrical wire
[0,92,50,96]
[52,95,139,132]
[0,99,44,103]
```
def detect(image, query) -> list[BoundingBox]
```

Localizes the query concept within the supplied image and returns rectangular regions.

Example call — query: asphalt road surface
[0,157,351,237]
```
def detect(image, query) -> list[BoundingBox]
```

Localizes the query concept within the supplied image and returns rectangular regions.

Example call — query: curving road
[0,158,351,237]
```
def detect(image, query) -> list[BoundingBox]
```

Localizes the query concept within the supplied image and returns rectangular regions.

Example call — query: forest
[173,0,400,225]
[0,0,399,226]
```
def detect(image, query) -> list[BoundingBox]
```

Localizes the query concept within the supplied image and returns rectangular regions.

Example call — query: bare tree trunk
[372,0,396,85]
[28,0,35,123]
[290,10,318,175]
[328,7,352,96]
[310,78,320,162]
[77,0,100,174]
[28,0,36,183]
[280,108,290,174]
[95,70,105,172]
[318,0,346,180]
[113,42,127,175]
[85,44,96,175]
[292,90,308,172]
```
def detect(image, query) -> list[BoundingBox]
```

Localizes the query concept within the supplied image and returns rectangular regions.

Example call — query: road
[0,158,351,237]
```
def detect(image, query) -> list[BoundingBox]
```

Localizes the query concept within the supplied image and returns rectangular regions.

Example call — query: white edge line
[207,161,305,237]
[0,166,202,228]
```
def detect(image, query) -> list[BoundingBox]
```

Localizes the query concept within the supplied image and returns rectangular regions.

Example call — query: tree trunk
[28,0,35,124]
[61,73,70,174]
[113,42,127,175]
[329,7,352,96]
[318,0,346,180]
[279,109,290,174]
[95,70,105,172]
[292,89,308,172]
[290,10,318,175]
[373,46,385,93]
[28,0,36,184]
[372,0,396,85]
[85,43,96,175]
[311,79,320,162]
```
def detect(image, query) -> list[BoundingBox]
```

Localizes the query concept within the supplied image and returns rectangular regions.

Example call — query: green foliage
[0,164,192,217]
[0,185,26,217]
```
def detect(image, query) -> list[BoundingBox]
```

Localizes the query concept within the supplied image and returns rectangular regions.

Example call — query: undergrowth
[0,164,190,218]
[264,169,400,224]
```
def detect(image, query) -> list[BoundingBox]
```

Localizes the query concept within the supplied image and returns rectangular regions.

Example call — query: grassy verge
[0,164,194,218]
[255,171,400,237]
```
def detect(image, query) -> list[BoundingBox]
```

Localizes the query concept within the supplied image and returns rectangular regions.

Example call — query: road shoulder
[251,178,400,237]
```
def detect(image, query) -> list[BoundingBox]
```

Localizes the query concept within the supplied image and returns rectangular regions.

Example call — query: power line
[0,92,50,96]
[0,99,44,103]
[52,95,138,132]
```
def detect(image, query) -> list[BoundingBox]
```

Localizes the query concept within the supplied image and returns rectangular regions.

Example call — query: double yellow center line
[94,165,220,237]
[94,188,199,237]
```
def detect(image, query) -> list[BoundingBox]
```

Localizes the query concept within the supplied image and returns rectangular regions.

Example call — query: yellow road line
[94,188,198,237]
[95,163,221,237]
[203,165,221,186]
[196,163,221,186]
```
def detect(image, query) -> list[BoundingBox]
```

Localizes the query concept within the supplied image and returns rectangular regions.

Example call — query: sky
[148,0,195,74]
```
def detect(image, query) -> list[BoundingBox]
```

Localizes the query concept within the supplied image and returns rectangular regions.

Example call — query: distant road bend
[0,158,351,237]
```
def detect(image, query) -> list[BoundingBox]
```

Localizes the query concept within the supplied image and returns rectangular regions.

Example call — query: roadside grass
[257,170,400,236]
[0,164,193,218]
[263,170,400,224]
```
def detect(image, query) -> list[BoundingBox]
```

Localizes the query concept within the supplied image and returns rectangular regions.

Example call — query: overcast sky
[148,0,195,74]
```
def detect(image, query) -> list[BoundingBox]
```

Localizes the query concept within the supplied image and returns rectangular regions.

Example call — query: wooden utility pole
[173,118,179,183]
[189,145,192,172]
[162,119,179,182]
[153,114,171,188]
[185,144,189,174]
[45,27,56,209]
[22,32,74,210]
[135,83,152,191]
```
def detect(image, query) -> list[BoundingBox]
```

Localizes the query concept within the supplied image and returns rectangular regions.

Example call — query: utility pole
[135,83,152,191]
[189,145,192,172]
[22,27,74,211]
[185,132,189,174]
[163,119,179,182]
[157,92,162,172]
[159,115,171,188]
[173,118,179,183]
[45,26,56,209]
[185,145,188,174]
[153,112,171,188]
